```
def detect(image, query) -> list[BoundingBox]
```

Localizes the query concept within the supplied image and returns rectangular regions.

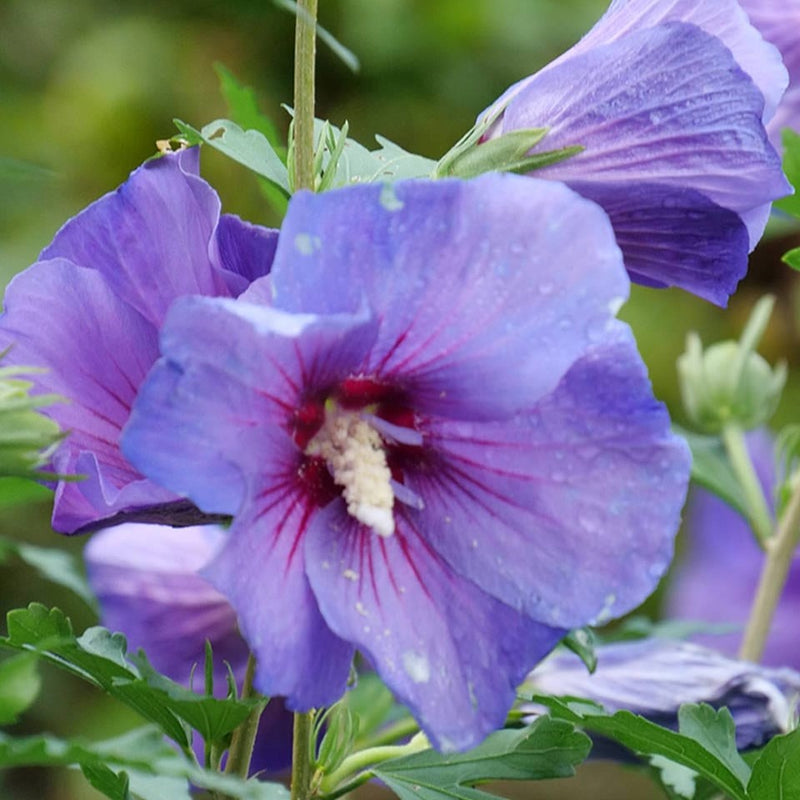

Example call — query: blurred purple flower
[122,174,690,751]
[0,149,277,535]
[667,429,800,669]
[85,522,293,773]
[479,0,791,304]
[740,0,800,148]
[525,638,800,750]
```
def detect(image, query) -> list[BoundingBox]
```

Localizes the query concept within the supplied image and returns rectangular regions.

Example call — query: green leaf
[747,727,800,800]
[174,118,290,193]
[675,426,748,519]
[214,64,289,216]
[775,129,800,218]
[1,605,188,746]
[80,762,133,800]
[0,536,98,611]
[531,697,749,800]
[127,652,260,743]
[677,705,749,787]
[0,653,41,724]
[0,477,51,509]
[311,121,436,189]
[374,717,590,800]
[0,157,58,185]
[0,727,288,800]
[561,627,597,673]
[782,247,800,271]
[1,605,259,748]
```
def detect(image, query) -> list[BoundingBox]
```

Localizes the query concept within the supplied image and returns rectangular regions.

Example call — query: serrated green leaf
[374,717,590,800]
[0,653,40,724]
[174,118,290,193]
[530,696,749,800]
[1,605,259,748]
[127,652,260,743]
[747,727,800,800]
[775,129,800,218]
[0,727,288,800]
[675,426,748,519]
[1,605,188,746]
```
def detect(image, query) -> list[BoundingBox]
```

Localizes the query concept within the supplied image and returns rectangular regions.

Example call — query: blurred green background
[0,0,798,797]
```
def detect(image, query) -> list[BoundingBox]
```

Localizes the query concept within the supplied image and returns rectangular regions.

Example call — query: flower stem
[739,475,800,661]
[224,653,266,780]
[291,710,316,800]
[722,423,773,548]
[319,733,429,796]
[360,716,419,748]
[293,0,319,191]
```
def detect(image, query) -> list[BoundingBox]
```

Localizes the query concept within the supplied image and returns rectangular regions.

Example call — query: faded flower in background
[473,0,790,304]
[667,429,800,669]
[525,638,800,750]
[123,174,690,751]
[0,149,277,535]
[85,522,293,772]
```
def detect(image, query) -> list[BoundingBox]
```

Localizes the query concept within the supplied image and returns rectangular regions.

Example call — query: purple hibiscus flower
[122,173,691,751]
[0,149,277,535]
[740,0,800,148]
[525,638,800,750]
[477,0,791,304]
[667,429,800,669]
[85,522,293,773]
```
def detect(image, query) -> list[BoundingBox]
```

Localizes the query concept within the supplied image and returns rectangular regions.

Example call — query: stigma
[306,405,395,537]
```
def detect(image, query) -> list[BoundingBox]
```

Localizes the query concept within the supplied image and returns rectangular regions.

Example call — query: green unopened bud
[678,300,786,435]
[316,703,358,775]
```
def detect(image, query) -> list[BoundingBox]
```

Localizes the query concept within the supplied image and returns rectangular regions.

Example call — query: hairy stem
[293,0,319,191]
[291,711,316,800]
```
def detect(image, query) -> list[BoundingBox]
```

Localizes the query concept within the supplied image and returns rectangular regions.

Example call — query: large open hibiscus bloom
[123,174,690,751]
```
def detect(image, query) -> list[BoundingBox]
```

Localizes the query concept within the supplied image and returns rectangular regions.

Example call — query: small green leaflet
[174,118,290,193]
[373,717,590,800]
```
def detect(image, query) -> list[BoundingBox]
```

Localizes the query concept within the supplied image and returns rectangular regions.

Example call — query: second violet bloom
[473,0,791,305]
[123,173,690,752]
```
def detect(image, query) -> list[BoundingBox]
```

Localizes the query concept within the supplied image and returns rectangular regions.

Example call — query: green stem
[291,710,316,800]
[293,0,319,191]
[319,733,429,795]
[360,716,419,748]
[739,476,800,661]
[722,424,773,548]
[224,653,266,780]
